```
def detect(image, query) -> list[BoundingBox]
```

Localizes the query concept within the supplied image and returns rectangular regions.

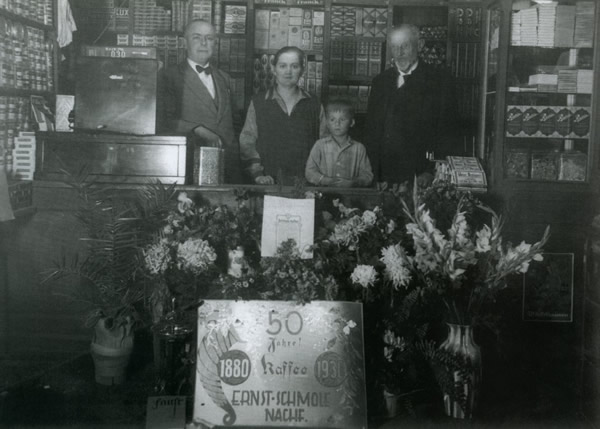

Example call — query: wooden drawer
[35,132,186,184]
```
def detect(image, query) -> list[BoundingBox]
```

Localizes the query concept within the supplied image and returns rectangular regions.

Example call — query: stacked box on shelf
[0,96,34,178]
[576,69,593,93]
[0,19,55,91]
[217,38,246,73]
[224,4,246,34]
[511,11,521,46]
[255,7,325,52]
[190,0,212,21]
[115,7,129,32]
[331,6,387,38]
[171,0,190,33]
[127,33,184,66]
[512,1,594,48]
[505,105,591,139]
[555,5,576,47]
[329,39,383,78]
[328,84,370,113]
[537,3,557,48]
[230,77,245,111]
[574,1,595,48]
[12,131,35,180]
[253,52,322,97]
[0,0,52,24]
[133,0,171,33]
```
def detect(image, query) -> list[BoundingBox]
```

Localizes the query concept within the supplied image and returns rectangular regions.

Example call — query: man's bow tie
[195,64,212,75]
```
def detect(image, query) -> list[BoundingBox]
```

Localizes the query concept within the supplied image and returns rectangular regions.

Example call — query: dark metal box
[75,47,158,135]
[35,132,186,184]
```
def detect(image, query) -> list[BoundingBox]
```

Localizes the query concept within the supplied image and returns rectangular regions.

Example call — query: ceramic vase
[439,323,482,419]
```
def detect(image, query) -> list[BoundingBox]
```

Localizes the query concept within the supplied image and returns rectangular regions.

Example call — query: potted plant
[43,179,177,385]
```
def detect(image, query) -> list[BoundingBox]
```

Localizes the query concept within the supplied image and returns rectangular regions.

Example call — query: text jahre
[268,336,301,353]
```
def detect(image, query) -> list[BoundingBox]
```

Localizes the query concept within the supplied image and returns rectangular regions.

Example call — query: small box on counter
[194,147,224,186]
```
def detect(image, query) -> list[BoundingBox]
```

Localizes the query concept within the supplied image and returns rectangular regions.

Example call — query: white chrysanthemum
[380,244,412,289]
[361,210,377,227]
[475,225,492,253]
[144,240,170,275]
[330,215,366,247]
[177,238,217,274]
[350,265,378,288]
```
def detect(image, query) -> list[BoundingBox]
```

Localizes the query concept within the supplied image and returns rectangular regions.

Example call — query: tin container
[531,151,558,181]
[559,151,587,182]
[194,147,224,186]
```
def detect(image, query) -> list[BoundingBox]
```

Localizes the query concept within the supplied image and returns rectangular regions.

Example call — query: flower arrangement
[137,182,549,417]
[380,182,550,325]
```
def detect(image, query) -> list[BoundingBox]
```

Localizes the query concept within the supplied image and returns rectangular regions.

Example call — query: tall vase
[439,323,482,419]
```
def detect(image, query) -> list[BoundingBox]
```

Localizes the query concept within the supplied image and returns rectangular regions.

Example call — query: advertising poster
[522,253,574,322]
[193,300,367,428]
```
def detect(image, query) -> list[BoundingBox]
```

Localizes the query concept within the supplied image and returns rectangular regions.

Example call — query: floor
[0,353,79,392]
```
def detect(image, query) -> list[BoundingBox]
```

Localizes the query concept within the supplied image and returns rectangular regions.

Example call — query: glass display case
[480,0,598,189]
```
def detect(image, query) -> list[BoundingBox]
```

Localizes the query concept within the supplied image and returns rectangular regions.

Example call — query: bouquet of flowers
[380,182,550,326]
[315,199,403,303]
[142,193,219,317]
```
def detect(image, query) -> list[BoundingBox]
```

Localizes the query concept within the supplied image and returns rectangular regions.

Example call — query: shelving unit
[327,3,387,113]
[70,0,485,140]
[0,0,57,179]
[249,2,326,100]
[481,0,597,187]
[479,0,599,419]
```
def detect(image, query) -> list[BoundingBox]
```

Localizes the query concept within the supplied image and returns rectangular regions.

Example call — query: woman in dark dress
[240,46,326,185]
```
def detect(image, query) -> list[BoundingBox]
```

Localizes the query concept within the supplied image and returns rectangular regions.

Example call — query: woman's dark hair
[273,46,306,70]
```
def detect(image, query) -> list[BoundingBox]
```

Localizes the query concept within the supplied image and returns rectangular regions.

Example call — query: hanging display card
[522,253,574,322]
[193,300,367,429]
[261,195,314,259]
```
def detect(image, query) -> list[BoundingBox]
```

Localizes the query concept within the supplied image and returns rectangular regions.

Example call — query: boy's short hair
[325,98,355,119]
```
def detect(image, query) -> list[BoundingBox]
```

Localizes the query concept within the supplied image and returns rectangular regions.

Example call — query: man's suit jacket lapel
[212,69,229,122]
[180,62,218,116]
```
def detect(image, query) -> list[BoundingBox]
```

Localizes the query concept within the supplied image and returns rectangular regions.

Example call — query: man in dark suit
[158,20,241,183]
[364,24,460,186]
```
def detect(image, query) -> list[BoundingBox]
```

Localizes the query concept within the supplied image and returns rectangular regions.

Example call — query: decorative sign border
[193,300,367,428]
[522,253,574,323]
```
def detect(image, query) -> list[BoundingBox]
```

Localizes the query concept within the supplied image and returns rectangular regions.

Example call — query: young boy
[305,99,373,187]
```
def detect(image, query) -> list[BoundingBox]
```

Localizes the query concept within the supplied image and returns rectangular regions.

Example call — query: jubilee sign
[193,300,367,428]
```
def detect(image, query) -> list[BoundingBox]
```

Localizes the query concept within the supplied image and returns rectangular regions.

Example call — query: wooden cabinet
[35,132,187,183]
[479,0,599,417]
[480,0,599,189]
